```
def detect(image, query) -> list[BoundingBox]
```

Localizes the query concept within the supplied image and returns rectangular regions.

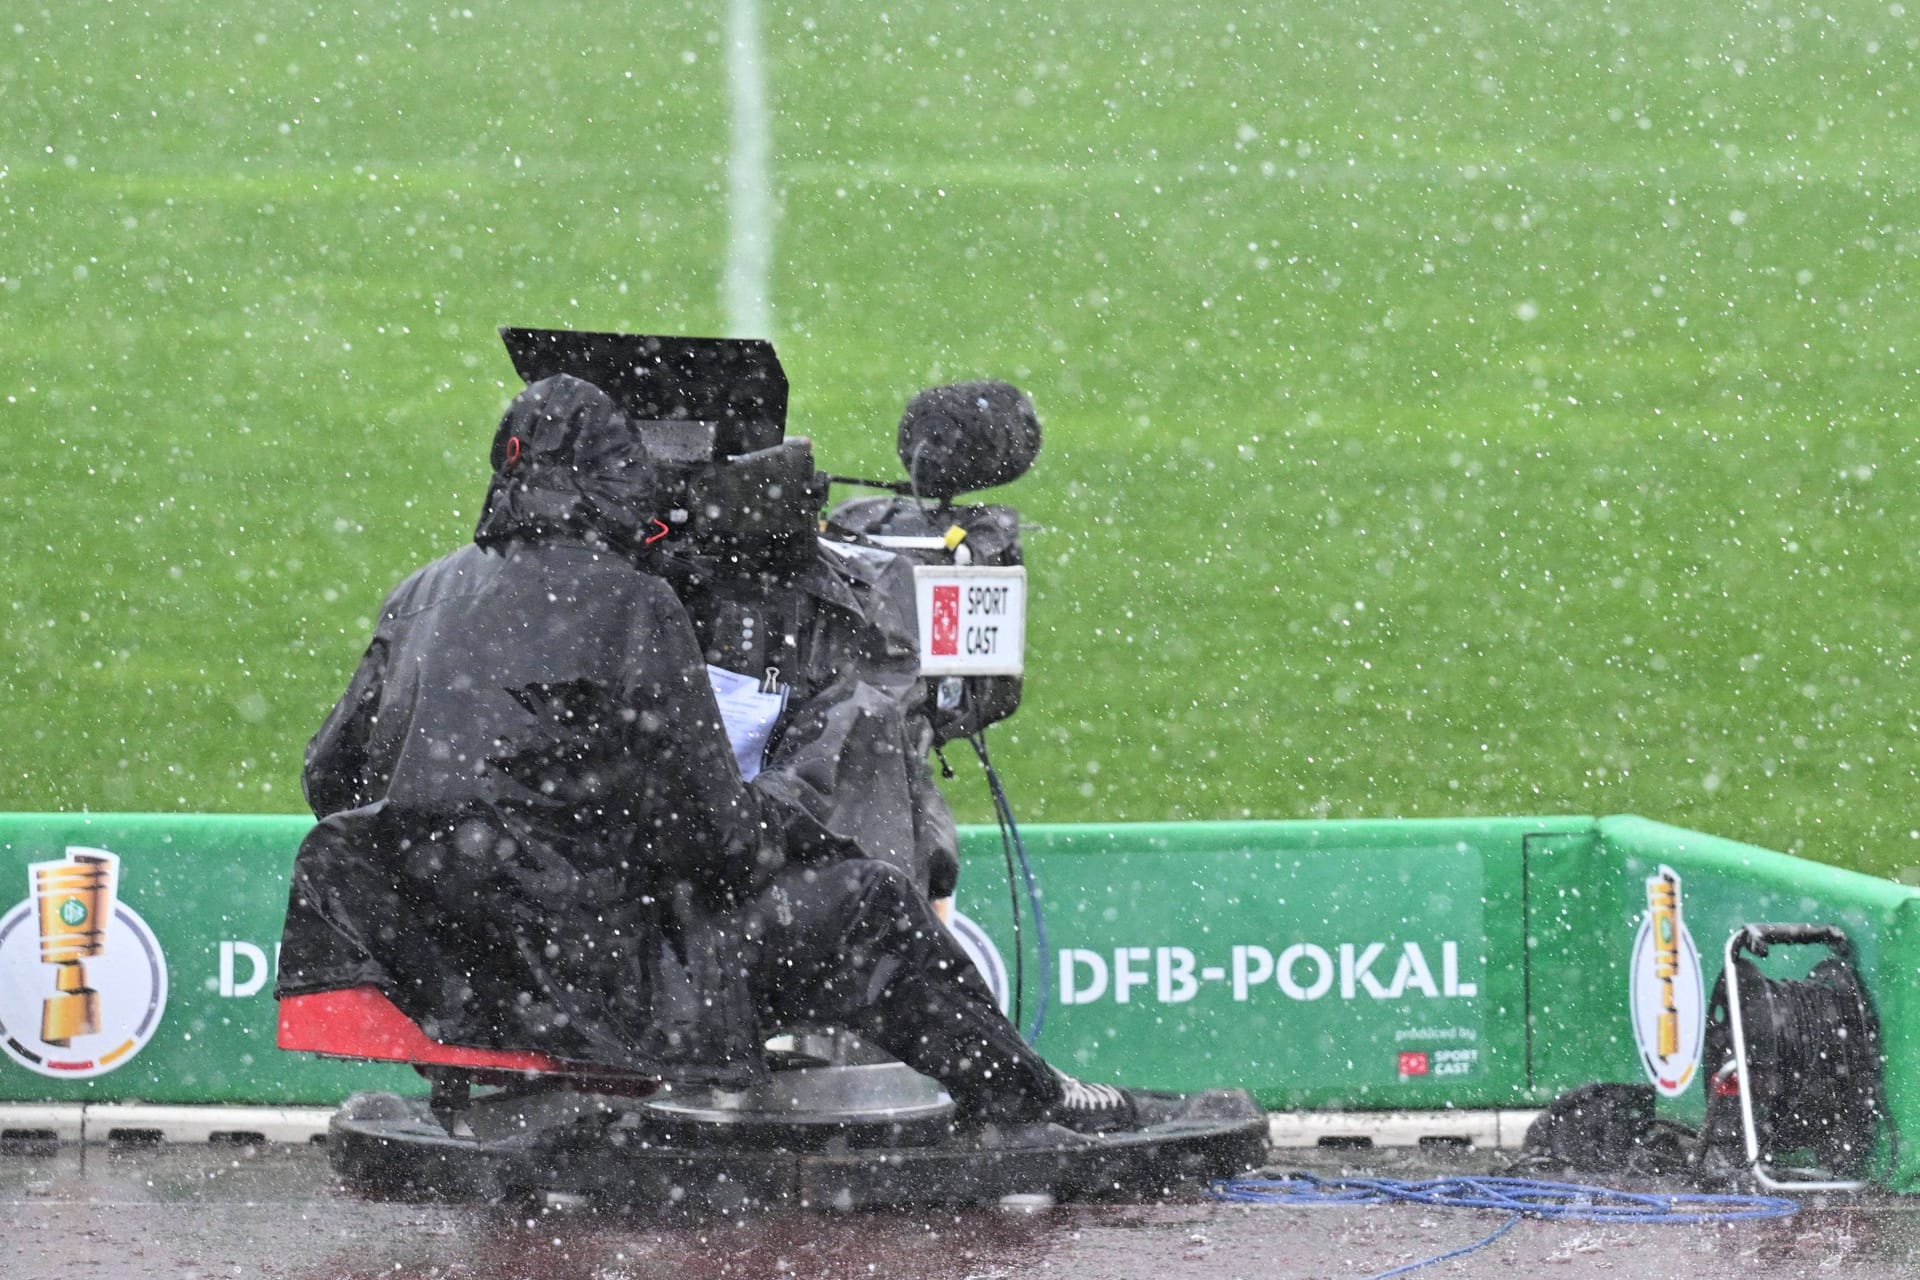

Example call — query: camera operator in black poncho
[276,372,1141,1132]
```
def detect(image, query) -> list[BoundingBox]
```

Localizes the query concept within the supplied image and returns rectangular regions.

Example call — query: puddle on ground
[3,1143,1920,1279]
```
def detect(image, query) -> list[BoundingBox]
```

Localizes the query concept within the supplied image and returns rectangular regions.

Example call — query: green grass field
[6,1,1920,877]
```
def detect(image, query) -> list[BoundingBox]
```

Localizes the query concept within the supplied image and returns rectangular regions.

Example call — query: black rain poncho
[669,536,961,900]
[276,375,811,1085]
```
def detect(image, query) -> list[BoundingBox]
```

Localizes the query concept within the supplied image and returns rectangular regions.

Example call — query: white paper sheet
[705,665,789,781]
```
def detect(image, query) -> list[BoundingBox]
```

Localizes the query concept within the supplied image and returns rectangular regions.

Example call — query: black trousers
[733,859,1063,1121]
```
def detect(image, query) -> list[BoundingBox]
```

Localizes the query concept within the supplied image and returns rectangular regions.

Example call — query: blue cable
[1366,1215,1518,1280]
[969,732,1049,1045]
[999,781,1048,1044]
[1210,1173,1798,1279]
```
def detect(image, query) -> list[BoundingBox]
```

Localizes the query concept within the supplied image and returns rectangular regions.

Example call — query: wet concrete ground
[5,1141,1919,1279]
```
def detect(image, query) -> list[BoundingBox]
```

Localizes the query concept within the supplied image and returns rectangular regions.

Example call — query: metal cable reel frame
[1716,923,1885,1192]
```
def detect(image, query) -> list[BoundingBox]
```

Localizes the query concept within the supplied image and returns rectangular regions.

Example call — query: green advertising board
[943,818,1555,1110]
[5,810,1920,1191]
[1526,816,1920,1188]
[0,812,1558,1111]
[0,814,417,1104]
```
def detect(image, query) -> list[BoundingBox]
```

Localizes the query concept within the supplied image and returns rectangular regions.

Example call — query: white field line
[772,156,1906,192]
[723,0,773,338]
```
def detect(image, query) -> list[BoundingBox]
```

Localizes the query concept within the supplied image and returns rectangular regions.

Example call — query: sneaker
[1047,1072,1141,1134]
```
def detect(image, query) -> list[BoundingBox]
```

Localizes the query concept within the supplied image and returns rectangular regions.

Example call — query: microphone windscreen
[896,381,1040,500]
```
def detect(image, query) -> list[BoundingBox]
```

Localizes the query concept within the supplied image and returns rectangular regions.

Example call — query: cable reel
[1697,924,1884,1190]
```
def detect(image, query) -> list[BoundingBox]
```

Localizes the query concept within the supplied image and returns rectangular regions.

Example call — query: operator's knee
[747,859,930,1023]
[748,858,929,977]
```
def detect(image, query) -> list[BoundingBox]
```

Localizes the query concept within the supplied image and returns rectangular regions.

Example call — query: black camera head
[499,327,821,575]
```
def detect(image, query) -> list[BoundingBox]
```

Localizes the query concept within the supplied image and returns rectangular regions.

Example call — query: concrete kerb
[1266,1108,1540,1151]
[0,1104,1542,1152]
[0,1104,333,1146]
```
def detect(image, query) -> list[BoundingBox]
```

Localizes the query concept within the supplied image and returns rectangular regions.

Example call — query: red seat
[278,985,654,1092]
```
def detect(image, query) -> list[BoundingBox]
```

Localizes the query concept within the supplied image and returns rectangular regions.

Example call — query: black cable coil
[1700,955,1884,1177]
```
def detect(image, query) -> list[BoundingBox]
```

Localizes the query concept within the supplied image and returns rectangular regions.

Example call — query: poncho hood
[474,374,661,555]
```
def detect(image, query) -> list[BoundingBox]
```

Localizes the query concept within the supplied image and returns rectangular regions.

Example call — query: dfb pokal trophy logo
[0,847,169,1078]
[1628,864,1705,1097]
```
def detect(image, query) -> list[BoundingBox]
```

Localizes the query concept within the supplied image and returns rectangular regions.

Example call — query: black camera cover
[828,496,1024,743]
[500,326,787,457]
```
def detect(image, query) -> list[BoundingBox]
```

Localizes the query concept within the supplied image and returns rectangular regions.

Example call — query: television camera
[279,328,1266,1211]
